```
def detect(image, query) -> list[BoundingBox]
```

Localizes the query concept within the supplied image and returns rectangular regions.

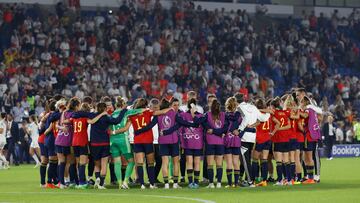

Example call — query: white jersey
[128,124,134,144]
[0,119,7,149]
[151,116,159,144]
[237,102,270,143]
[28,122,40,148]
[179,104,204,114]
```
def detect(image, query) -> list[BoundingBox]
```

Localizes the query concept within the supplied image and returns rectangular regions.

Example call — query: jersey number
[74,121,82,133]
[262,121,270,130]
[280,118,285,128]
[135,117,147,129]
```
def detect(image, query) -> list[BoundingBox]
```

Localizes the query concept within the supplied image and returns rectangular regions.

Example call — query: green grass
[0,158,360,203]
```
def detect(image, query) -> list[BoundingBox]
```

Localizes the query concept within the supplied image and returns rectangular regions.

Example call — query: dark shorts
[184,149,203,157]
[303,141,317,151]
[73,146,89,157]
[224,147,240,155]
[133,143,154,154]
[90,145,110,160]
[159,143,179,157]
[56,145,71,155]
[273,142,290,153]
[44,144,56,157]
[289,139,299,151]
[255,141,271,152]
[205,144,225,156]
[39,143,46,156]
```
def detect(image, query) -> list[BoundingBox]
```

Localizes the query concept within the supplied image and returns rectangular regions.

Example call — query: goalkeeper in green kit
[109,96,143,189]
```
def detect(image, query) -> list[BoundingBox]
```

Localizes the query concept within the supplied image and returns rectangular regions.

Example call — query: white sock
[32,154,40,164]
[65,177,70,183]
[0,154,7,163]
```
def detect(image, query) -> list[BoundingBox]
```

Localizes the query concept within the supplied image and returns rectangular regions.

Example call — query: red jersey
[273,109,291,143]
[256,119,271,144]
[72,117,89,146]
[52,121,59,138]
[38,133,45,144]
[296,118,305,143]
[304,114,316,142]
[129,110,154,144]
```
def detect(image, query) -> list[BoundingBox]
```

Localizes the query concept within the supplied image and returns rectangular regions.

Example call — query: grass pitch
[0,158,360,203]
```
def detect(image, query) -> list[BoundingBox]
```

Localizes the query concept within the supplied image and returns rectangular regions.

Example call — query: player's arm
[44,123,53,136]
[300,111,308,118]
[298,120,305,132]
[175,114,198,127]
[107,109,128,125]
[111,120,132,135]
[153,107,172,116]
[134,116,158,135]
[208,115,230,137]
[87,112,107,124]
[162,123,181,136]
[126,109,144,117]
[271,117,281,136]
[290,110,300,120]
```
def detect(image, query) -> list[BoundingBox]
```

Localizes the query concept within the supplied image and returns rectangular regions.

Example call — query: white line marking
[0,192,216,203]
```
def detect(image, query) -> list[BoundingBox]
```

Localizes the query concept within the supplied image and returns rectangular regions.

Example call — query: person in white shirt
[26,115,41,167]
[235,93,270,186]
[336,123,344,144]
[179,91,204,113]
[0,112,9,169]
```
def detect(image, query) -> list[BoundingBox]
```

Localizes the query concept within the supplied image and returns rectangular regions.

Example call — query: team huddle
[19,88,322,190]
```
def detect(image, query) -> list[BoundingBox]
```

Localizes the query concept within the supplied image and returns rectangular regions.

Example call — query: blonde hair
[225,97,237,112]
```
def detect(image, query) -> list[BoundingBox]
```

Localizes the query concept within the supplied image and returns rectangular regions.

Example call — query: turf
[0,158,360,203]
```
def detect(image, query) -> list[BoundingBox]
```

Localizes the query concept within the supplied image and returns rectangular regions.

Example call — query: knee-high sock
[216,166,223,183]
[290,162,296,180]
[32,154,40,164]
[48,160,58,184]
[147,163,155,185]
[226,169,232,185]
[114,160,122,183]
[306,165,314,179]
[187,169,193,184]
[69,163,78,184]
[136,164,144,185]
[207,165,214,183]
[180,152,186,179]
[58,162,66,185]
[87,156,94,178]
[260,159,268,181]
[276,162,283,182]
[125,161,135,182]
[285,162,291,182]
[251,159,259,181]
[194,170,200,184]
[78,164,87,185]
[203,159,208,179]
[109,163,117,183]
[121,165,126,181]
[234,170,240,185]
[40,163,47,185]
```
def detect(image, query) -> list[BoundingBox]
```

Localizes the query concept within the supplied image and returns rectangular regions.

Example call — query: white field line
[0,191,216,203]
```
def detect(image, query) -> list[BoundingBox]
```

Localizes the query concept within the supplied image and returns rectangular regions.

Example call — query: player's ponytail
[160,98,170,110]
[211,99,221,120]
[115,96,126,109]
[29,114,38,124]
[225,97,237,112]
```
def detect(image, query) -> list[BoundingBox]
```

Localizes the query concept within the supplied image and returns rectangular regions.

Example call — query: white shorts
[30,140,40,148]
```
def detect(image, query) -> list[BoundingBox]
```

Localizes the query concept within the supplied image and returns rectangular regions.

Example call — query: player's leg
[99,155,109,188]
[78,151,88,187]
[153,144,162,183]
[180,148,186,183]
[215,145,224,188]
[224,152,233,187]
[273,150,283,185]
[193,154,201,188]
[206,154,215,188]
[145,144,156,187]
[295,149,302,182]
[57,147,66,187]
[185,153,194,186]
[282,151,291,184]
[172,155,180,188]
[135,151,145,187]
[162,156,170,188]
[259,149,269,186]
[233,150,240,186]
[111,142,122,185]
[67,152,78,187]
[251,148,261,182]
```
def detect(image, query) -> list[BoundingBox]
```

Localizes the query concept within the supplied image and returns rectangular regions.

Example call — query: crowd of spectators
[0,0,360,147]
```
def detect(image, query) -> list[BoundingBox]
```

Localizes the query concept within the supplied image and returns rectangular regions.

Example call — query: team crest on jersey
[162,116,171,129]
[214,120,222,128]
